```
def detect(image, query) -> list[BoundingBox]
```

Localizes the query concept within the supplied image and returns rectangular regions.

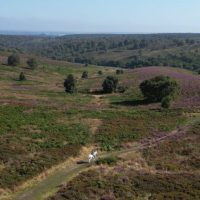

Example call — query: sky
[0,0,199,33]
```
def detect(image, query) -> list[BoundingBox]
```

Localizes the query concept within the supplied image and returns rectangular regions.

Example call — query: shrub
[102,76,118,93]
[117,85,128,93]
[64,74,77,93]
[19,72,26,81]
[140,76,180,102]
[7,54,20,66]
[98,70,103,75]
[96,156,118,166]
[161,96,172,109]
[116,69,124,75]
[81,71,88,79]
[27,58,38,70]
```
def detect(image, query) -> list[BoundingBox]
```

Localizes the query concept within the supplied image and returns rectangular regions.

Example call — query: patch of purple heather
[132,67,200,107]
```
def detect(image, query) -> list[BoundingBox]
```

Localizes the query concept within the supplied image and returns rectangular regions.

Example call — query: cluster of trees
[7,54,38,82]
[140,76,180,108]
[64,74,119,94]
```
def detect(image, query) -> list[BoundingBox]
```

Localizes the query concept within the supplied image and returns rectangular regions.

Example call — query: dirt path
[2,124,192,200]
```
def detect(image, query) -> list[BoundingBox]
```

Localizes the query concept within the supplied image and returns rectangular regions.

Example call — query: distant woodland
[1,33,200,71]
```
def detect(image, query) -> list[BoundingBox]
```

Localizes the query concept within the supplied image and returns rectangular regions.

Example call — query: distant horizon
[1,30,200,36]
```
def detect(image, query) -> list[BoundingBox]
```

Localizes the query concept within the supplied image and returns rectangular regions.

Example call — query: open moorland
[0,51,199,200]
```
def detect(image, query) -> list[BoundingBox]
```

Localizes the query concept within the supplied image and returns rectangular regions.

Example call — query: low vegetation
[49,168,200,200]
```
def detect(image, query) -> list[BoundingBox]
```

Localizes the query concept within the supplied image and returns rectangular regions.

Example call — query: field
[0,52,200,199]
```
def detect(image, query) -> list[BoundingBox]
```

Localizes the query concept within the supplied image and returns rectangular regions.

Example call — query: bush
[81,71,88,79]
[27,58,38,70]
[98,70,103,75]
[19,72,26,81]
[102,76,118,93]
[116,69,124,75]
[140,76,180,102]
[161,96,172,109]
[117,85,128,93]
[64,74,77,93]
[7,54,20,66]
[96,156,118,166]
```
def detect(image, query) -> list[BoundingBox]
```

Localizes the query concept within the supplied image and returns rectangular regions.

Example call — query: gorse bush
[7,54,20,66]
[64,74,77,93]
[140,76,180,102]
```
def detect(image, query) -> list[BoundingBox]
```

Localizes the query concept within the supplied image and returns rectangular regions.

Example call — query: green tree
[64,74,77,93]
[27,58,38,70]
[102,76,118,93]
[140,76,180,102]
[82,71,88,79]
[7,54,20,66]
[19,72,26,81]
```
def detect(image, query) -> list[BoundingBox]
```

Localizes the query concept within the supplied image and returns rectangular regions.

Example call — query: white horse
[88,150,98,163]
[88,153,94,163]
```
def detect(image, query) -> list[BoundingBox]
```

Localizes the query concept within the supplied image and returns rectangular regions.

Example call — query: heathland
[0,38,199,200]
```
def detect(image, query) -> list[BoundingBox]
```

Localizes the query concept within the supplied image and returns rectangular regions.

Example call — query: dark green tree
[140,76,180,102]
[27,58,38,70]
[82,71,88,79]
[102,76,118,93]
[64,74,77,93]
[19,72,26,81]
[7,54,20,66]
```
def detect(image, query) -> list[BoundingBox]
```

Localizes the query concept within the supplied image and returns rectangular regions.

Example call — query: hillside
[1,34,200,71]
[0,53,199,199]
